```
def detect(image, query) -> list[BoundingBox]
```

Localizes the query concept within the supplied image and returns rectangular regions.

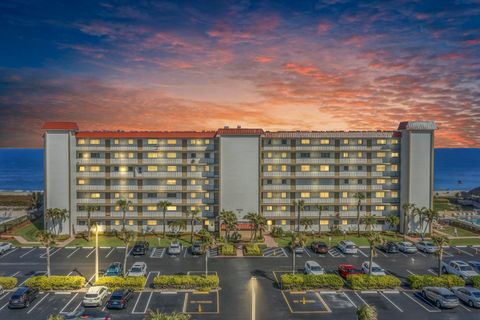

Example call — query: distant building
[41,121,436,235]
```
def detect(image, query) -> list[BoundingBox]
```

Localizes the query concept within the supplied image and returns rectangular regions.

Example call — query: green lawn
[69,234,194,247]
[274,233,405,247]
[14,219,44,241]
[449,238,480,246]
[441,225,479,237]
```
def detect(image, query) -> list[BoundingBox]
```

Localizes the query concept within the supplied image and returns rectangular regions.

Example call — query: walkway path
[8,235,76,247]
[264,234,278,247]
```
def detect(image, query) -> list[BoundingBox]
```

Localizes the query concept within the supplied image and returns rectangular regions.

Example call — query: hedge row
[153,275,219,291]
[281,274,344,290]
[243,244,262,256]
[347,274,401,290]
[94,276,146,291]
[0,277,18,290]
[472,275,480,289]
[407,275,465,290]
[219,244,236,256]
[24,276,85,291]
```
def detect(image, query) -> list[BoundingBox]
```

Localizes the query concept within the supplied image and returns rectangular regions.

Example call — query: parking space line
[357,249,368,258]
[376,250,387,258]
[379,292,403,312]
[26,293,50,314]
[0,301,9,311]
[281,248,288,257]
[20,248,36,258]
[10,271,20,277]
[67,247,81,258]
[0,293,10,302]
[59,293,79,313]
[406,269,416,275]
[184,248,188,258]
[416,251,426,257]
[86,248,95,258]
[402,292,440,312]
[132,291,153,314]
[304,248,311,257]
[0,248,18,259]
[85,274,95,287]
[354,292,369,306]
[105,248,115,258]
[342,292,357,308]
[427,269,436,275]
[453,247,474,257]
[40,247,61,258]
[459,304,471,312]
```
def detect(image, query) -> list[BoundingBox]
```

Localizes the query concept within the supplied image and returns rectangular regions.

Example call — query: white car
[127,262,147,277]
[304,261,325,275]
[451,286,480,308]
[416,241,438,253]
[397,241,417,253]
[82,286,108,307]
[168,241,182,255]
[361,261,387,276]
[0,242,13,255]
[337,240,357,254]
[441,260,479,280]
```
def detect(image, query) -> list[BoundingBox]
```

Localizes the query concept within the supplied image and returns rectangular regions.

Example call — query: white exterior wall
[219,136,260,220]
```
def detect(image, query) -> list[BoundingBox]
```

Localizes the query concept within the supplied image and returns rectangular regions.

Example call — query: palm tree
[402,203,415,240]
[198,228,216,277]
[316,205,324,237]
[413,206,427,239]
[118,229,136,276]
[366,232,383,275]
[289,232,306,274]
[258,215,267,239]
[300,217,313,233]
[424,208,439,237]
[186,208,201,244]
[432,236,449,276]
[244,212,261,241]
[385,215,400,234]
[293,200,305,232]
[84,204,99,241]
[116,198,133,231]
[363,214,377,232]
[37,231,56,276]
[57,208,68,234]
[219,210,237,242]
[353,193,365,237]
[168,220,187,236]
[45,208,59,234]
[146,310,191,320]
[30,192,42,211]
[157,200,172,238]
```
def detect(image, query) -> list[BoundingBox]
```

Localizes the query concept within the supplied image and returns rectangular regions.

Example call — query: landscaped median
[153,275,219,291]
[280,274,344,290]
[0,277,18,290]
[243,244,262,256]
[94,276,146,291]
[472,275,480,289]
[24,276,85,291]
[347,274,401,290]
[219,244,236,256]
[407,274,465,289]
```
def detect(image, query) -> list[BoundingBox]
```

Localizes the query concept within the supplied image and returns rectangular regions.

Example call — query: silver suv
[422,287,459,309]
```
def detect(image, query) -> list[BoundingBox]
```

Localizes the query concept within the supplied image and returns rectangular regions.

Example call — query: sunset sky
[0,0,479,148]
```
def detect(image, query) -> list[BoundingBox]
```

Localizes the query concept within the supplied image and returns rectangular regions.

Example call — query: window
[320,165,329,171]
[301,139,310,145]
[114,220,120,225]
[281,152,288,158]
[342,219,348,225]
[147,220,157,226]
[191,165,197,172]
[204,179,209,185]
[167,166,177,172]
[90,166,100,172]
[205,139,210,144]
[375,192,385,198]
[320,192,329,198]
[266,206,273,211]
[128,193,134,199]
[147,193,157,198]
[128,139,134,145]
[128,152,134,159]
[147,206,157,211]
[113,139,119,145]
[320,220,329,225]
[342,192,348,198]
[114,193,120,198]
[357,139,363,145]
[377,178,386,184]
[343,139,349,144]
[90,152,100,159]
[392,152,399,157]
[205,206,210,211]
[280,205,287,211]
[357,165,363,171]
[167,139,176,145]
[167,179,176,185]
[78,179,85,185]
[147,139,158,145]
[320,139,330,145]
[128,220,134,226]
[128,205,134,211]
[357,152,363,158]
[392,139,399,144]
[344,179,349,184]
[392,178,399,184]
[342,152,349,158]
[342,205,348,211]
[376,165,386,172]
[267,165,273,172]
[281,220,287,225]
[301,165,310,172]
[148,166,158,172]
[320,152,330,158]
[205,193,210,198]
[167,205,177,211]
[90,139,100,145]
[78,139,85,145]
[281,165,287,172]
[119,166,128,172]
[191,179,196,185]
[377,152,386,157]
[266,192,273,198]
[147,152,157,159]
[377,139,386,144]
[167,193,176,198]
[191,193,197,198]
[300,192,310,198]
[391,164,398,171]
[300,153,310,158]
[167,152,176,158]
[375,205,385,211]
[280,192,287,198]
[343,166,349,171]
[266,152,272,158]
[391,191,398,198]
[91,193,100,199]
[79,166,86,172]
[391,205,398,210]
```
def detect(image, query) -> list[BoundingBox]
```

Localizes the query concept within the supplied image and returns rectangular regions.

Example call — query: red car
[338,264,363,279]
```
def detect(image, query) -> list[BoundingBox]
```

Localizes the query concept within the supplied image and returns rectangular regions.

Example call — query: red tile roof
[76,131,216,138]
[216,128,264,136]
[42,122,79,130]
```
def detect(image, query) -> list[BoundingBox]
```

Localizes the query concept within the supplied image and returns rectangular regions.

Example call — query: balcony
[143,146,183,151]
[339,159,368,164]
[262,159,292,164]
[302,198,335,204]
[142,185,183,191]
[76,146,107,151]
[262,185,292,190]
[109,172,134,178]
[295,172,335,177]
[109,159,139,165]
[262,211,291,218]
[138,172,183,178]
[149,198,183,204]
[185,199,203,204]
[76,159,106,164]
[76,211,106,218]
[77,198,109,204]
[337,172,368,177]
[339,146,368,151]
[295,158,336,164]
[262,145,292,151]
[109,146,137,151]
[263,172,291,177]
[77,172,106,178]
[339,198,358,204]
[296,185,336,190]
[262,198,290,204]
[142,159,183,164]
[186,185,204,191]
[295,146,334,151]
[302,210,335,217]
[338,185,367,190]
[109,185,138,191]
[76,185,106,191]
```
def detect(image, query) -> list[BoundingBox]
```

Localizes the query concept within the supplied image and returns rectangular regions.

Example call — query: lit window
[267,152,272,158]
[167,179,176,185]
[391,164,398,171]
[342,220,348,225]
[119,166,128,172]
[191,165,197,172]
[376,165,386,172]
[320,139,330,145]
[191,179,196,185]
[377,152,386,157]
[320,220,329,225]
[281,152,288,158]
[78,179,85,185]
[115,206,120,211]
[91,193,100,199]
[377,139,386,145]
[266,206,273,211]
[375,192,385,198]
[391,191,398,198]
[128,152,134,159]
[114,193,120,198]
[342,152,349,158]
[78,139,85,145]
[320,165,330,171]
[300,192,310,198]
[148,166,158,172]
[90,166,100,172]
[205,139,210,144]
[167,166,177,172]
[190,206,197,211]
[391,205,398,210]
[357,152,363,158]
[377,179,386,184]
[281,165,287,172]
[266,165,272,172]
[301,165,310,172]
[357,139,363,145]
[204,179,209,185]
[266,192,273,198]
[375,205,385,211]
[343,139,349,144]
[301,139,310,145]
[342,192,348,198]
[342,205,348,211]
[128,139,134,145]
[191,193,197,198]
[205,193,210,198]
[114,139,119,145]
[167,205,177,211]
[167,139,176,145]
[147,220,157,226]
[147,139,158,145]
[79,166,85,172]
[128,220,134,226]
[167,152,176,159]
[114,220,120,225]
[281,220,287,225]
[280,192,287,198]
[90,139,100,145]
[205,165,210,172]
[147,206,157,211]
[280,205,287,211]
[392,139,399,144]
[204,206,210,211]
[128,193,134,199]
[392,152,399,157]
[392,178,399,184]
[147,152,158,158]
[128,205,134,211]
[320,192,329,198]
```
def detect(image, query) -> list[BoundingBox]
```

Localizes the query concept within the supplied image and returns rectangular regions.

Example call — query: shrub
[146,310,191,320]
[407,274,465,289]
[94,276,146,291]
[244,244,262,256]
[280,274,344,290]
[357,305,378,320]
[271,226,284,238]
[219,244,236,256]
[0,277,18,290]
[24,276,85,291]
[153,275,219,291]
[347,274,401,290]
[472,275,480,289]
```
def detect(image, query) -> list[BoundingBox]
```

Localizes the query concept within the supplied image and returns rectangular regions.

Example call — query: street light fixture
[95,224,99,282]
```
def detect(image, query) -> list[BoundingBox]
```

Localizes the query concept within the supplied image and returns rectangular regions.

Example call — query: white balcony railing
[338,172,368,177]
[76,185,105,191]
[76,159,106,164]
[109,159,139,165]
[262,146,292,151]
[295,146,335,151]
[295,185,336,190]
[262,198,291,204]
[77,172,106,178]
[141,159,183,164]
[262,159,292,164]
[142,185,183,191]
[262,172,291,177]
[295,158,336,164]
[262,185,292,190]
[338,185,368,190]
[138,172,183,178]
[295,172,335,177]
[109,185,138,191]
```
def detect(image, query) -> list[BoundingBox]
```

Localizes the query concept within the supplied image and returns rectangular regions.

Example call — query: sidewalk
[264,234,278,248]
[10,235,75,247]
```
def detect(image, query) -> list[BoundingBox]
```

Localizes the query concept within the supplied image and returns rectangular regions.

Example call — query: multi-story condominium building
[42,121,436,235]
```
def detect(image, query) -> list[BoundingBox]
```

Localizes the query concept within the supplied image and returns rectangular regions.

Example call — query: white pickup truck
[441,260,479,280]
[0,242,13,255]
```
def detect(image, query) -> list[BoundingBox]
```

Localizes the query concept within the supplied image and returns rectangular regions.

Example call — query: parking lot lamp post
[205,249,209,277]
[95,224,99,282]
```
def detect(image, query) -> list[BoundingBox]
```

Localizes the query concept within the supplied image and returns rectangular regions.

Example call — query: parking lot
[0,244,479,319]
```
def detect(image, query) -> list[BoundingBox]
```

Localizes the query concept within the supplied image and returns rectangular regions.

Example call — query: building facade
[42,121,436,235]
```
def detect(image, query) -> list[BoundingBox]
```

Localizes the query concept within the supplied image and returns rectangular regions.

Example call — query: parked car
[127,262,147,277]
[62,308,111,319]
[311,242,329,254]
[8,286,39,308]
[441,260,479,280]
[132,241,149,256]
[304,261,325,275]
[468,261,480,273]
[422,287,459,308]
[106,288,133,309]
[397,241,418,253]
[191,241,204,255]
[416,241,438,253]
[337,240,357,254]
[0,242,13,255]
[83,286,109,307]
[168,241,182,255]
[379,241,398,253]
[105,262,123,276]
[361,261,387,276]
[294,246,304,255]
[338,264,363,279]
[451,286,480,308]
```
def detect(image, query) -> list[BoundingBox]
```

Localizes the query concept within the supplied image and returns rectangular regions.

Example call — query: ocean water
[0,148,478,192]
